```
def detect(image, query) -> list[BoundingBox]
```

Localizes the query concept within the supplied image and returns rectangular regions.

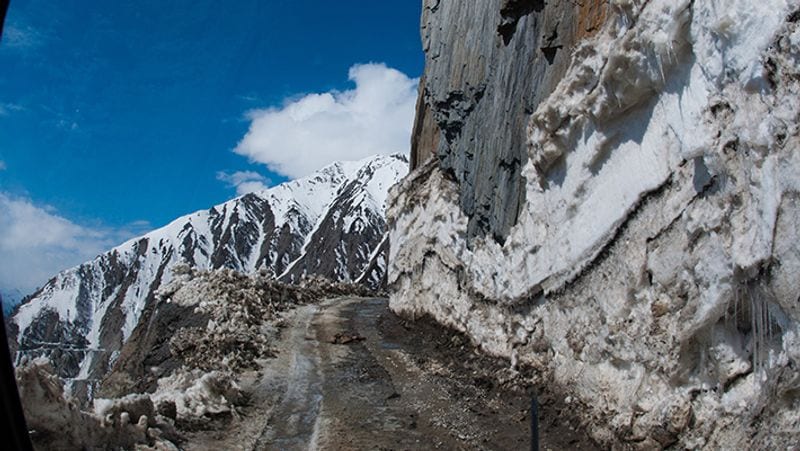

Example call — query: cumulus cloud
[216,170,271,196]
[234,63,418,178]
[0,193,148,297]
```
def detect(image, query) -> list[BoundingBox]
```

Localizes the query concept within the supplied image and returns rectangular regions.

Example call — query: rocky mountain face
[8,153,407,400]
[411,0,607,242]
[389,0,800,448]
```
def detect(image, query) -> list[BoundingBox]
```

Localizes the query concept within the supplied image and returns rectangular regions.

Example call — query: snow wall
[388,0,800,447]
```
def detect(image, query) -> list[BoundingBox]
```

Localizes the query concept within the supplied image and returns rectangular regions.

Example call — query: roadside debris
[330,332,366,345]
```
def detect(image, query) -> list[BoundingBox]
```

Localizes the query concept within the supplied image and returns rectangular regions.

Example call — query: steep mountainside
[410,0,607,242]
[9,153,407,396]
[390,0,800,448]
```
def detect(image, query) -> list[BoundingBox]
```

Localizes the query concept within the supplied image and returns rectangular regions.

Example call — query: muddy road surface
[184,297,594,450]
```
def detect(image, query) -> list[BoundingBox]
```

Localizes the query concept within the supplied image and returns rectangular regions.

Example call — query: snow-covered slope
[9,153,407,395]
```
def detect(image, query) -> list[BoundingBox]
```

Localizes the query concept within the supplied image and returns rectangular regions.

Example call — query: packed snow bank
[14,265,376,449]
[390,0,800,447]
[160,266,373,373]
[151,369,244,421]
[100,266,373,399]
[16,358,180,450]
[17,356,248,449]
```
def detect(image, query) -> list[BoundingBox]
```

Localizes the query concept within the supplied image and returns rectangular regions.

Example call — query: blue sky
[0,0,423,300]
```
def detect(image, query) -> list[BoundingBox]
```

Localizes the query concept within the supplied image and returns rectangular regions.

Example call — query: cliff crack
[498,0,545,45]
[540,23,562,64]
[433,85,487,144]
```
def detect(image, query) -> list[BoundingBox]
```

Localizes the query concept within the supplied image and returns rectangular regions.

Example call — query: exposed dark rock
[411,0,608,244]
[498,0,545,45]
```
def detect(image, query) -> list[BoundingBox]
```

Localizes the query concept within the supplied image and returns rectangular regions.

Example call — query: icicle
[759,290,765,372]
[750,285,758,375]
[768,302,774,342]
[724,294,729,323]
[758,293,764,373]
[762,294,770,370]
[764,292,770,368]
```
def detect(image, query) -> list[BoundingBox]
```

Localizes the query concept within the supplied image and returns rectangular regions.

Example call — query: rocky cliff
[411,0,607,242]
[10,153,407,401]
[390,0,800,448]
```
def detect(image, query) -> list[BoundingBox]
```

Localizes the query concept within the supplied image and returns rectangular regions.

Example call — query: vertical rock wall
[391,0,800,447]
[411,0,608,243]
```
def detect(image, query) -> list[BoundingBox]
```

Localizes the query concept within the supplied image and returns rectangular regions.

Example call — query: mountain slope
[9,153,408,395]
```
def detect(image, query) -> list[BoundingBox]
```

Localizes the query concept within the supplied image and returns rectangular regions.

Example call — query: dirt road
[185,297,594,450]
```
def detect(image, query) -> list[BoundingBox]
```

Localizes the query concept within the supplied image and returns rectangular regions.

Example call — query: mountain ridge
[9,153,408,396]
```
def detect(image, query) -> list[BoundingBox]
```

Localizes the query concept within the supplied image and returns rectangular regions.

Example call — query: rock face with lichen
[390,0,800,448]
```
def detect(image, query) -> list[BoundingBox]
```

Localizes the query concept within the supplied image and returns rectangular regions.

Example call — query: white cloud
[56,119,79,131]
[2,23,44,50]
[0,193,148,297]
[0,161,5,170]
[234,63,418,178]
[216,170,271,196]
[0,102,25,116]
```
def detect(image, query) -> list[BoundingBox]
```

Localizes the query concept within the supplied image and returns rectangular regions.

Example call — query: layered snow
[151,369,243,419]
[16,358,179,450]
[394,0,799,302]
[389,0,800,447]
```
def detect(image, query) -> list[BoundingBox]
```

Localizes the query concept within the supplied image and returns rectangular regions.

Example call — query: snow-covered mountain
[8,153,407,393]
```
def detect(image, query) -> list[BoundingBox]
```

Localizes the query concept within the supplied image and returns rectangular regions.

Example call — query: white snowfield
[13,153,407,384]
[389,0,800,448]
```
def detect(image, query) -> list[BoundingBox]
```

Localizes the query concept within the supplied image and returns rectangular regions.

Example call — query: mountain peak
[10,154,408,399]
